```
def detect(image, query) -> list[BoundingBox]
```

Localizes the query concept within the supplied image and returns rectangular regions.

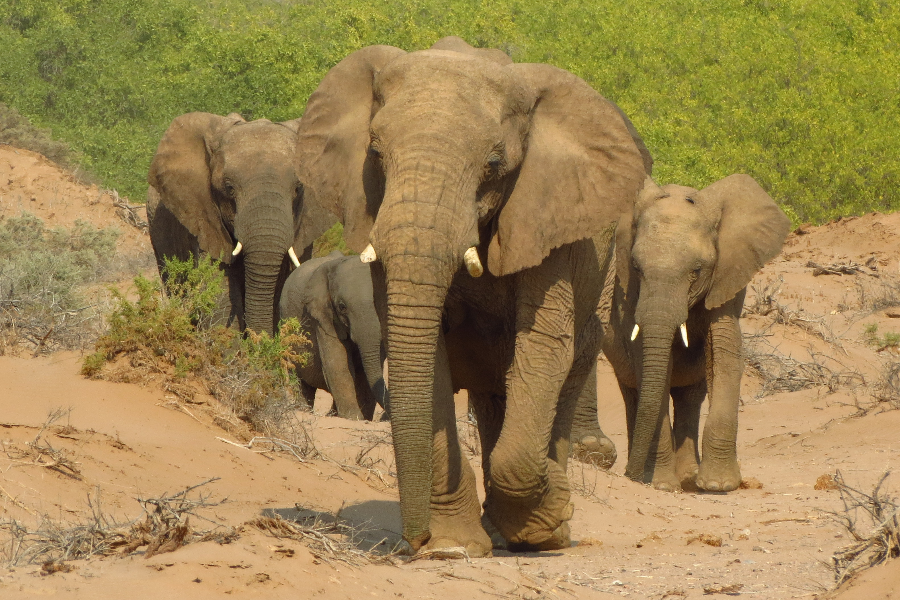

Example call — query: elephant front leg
[424,335,492,557]
[671,381,706,488]
[696,294,744,492]
[623,383,679,491]
[486,254,576,550]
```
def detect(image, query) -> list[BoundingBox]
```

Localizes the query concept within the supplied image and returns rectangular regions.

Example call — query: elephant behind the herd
[146,112,334,335]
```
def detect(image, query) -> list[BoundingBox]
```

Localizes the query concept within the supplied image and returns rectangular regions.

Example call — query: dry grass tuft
[828,470,899,585]
[4,408,82,480]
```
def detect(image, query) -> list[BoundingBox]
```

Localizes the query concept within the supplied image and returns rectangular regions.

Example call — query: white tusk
[360,244,377,263]
[631,324,640,341]
[464,246,483,277]
[288,246,300,268]
[232,241,242,256]
[680,322,689,347]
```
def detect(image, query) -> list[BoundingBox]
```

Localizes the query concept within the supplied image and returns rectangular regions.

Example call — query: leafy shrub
[0,213,118,353]
[83,255,310,433]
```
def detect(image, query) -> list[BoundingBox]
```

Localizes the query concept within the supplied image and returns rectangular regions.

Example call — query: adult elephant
[295,37,649,556]
[146,112,333,334]
[278,251,388,420]
[602,175,790,492]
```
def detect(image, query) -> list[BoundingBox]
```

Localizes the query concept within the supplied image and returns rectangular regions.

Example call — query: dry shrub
[828,470,899,585]
[872,361,900,411]
[3,408,82,480]
[0,479,233,566]
[247,510,395,567]
[743,334,865,397]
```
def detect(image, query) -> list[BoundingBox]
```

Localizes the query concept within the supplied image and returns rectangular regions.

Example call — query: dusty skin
[1,145,899,598]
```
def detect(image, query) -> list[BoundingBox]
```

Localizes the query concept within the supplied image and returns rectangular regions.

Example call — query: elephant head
[147,113,334,334]
[616,174,791,484]
[295,38,648,549]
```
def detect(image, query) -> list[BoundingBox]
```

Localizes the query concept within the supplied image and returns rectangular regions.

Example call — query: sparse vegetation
[0,478,235,566]
[863,323,900,352]
[0,213,119,354]
[82,255,311,435]
[0,103,80,172]
[312,223,353,258]
[829,470,899,585]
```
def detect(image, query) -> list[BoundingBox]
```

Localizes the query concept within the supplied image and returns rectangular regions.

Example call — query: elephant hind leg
[671,381,706,489]
[568,362,617,470]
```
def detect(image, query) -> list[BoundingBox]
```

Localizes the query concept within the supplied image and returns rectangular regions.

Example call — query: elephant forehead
[221,121,296,155]
[376,51,518,108]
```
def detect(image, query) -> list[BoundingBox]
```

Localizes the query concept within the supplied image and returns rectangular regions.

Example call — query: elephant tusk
[232,241,242,256]
[680,322,689,347]
[631,324,640,341]
[464,246,483,277]
[287,246,301,268]
[360,244,377,263]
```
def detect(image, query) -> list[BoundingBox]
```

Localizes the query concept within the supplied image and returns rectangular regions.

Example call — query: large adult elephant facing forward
[147,113,332,334]
[295,38,649,557]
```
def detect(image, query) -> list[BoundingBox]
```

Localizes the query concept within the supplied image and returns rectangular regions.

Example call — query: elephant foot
[486,460,574,549]
[425,511,492,558]
[507,522,571,552]
[571,433,617,470]
[696,459,742,492]
[651,471,682,493]
[675,456,700,489]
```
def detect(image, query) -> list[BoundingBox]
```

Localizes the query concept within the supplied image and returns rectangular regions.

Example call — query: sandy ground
[0,147,898,599]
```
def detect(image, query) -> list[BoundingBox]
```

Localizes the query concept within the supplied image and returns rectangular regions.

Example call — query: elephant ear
[295,45,407,253]
[148,112,242,263]
[487,64,649,276]
[614,177,663,298]
[701,174,791,309]
[429,36,512,66]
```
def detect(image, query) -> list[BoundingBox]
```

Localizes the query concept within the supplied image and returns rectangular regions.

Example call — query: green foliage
[0,102,78,169]
[312,223,352,258]
[0,213,119,352]
[0,0,898,224]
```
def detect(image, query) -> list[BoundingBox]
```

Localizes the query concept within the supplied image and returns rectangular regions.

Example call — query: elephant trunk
[624,282,687,483]
[624,323,675,481]
[356,329,389,411]
[384,271,448,550]
[237,193,295,335]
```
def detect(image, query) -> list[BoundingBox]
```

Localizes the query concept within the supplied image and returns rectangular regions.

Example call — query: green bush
[0,0,897,224]
[0,213,119,352]
[83,255,309,433]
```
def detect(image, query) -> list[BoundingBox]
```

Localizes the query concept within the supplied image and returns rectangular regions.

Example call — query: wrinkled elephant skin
[295,37,651,556]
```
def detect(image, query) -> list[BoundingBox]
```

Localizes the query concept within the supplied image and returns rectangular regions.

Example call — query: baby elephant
[279,251,388,420]
[603,175,790,492]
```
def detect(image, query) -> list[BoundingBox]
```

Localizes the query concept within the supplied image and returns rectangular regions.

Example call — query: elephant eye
[685,196,695,205]
[337,301,348,314]
[223,181,236,198]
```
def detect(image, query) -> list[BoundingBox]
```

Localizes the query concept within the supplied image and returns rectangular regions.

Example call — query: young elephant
[602,175,790,492]
[279,251,388,421]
